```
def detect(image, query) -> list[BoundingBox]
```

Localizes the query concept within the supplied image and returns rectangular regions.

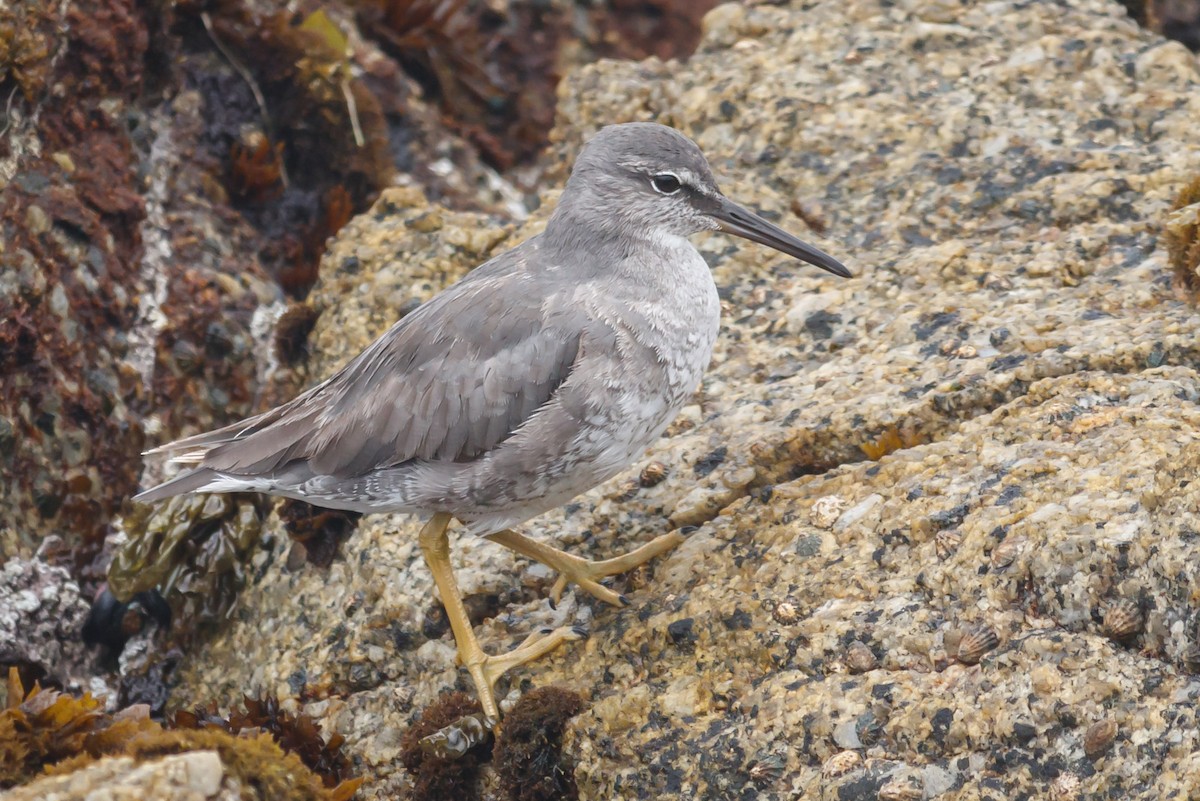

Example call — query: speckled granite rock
[171,0,1200,798]
[1,751,239,801]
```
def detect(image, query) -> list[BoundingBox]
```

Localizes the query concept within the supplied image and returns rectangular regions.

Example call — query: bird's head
[553,122,850,278]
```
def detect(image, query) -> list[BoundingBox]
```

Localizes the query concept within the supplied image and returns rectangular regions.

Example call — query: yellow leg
[487,527,685,607]
[417,513,584,721]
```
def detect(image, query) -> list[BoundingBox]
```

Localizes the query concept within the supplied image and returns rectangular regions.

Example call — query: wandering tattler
[135,122,849,723]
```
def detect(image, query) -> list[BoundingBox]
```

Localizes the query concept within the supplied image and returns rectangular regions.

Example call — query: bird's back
[136,235,581,503]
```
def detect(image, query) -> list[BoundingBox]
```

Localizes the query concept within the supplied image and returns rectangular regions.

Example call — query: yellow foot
[418,513,588,726]
[463,623,587,721]
[421,623,588,759]
[489,529,686,607]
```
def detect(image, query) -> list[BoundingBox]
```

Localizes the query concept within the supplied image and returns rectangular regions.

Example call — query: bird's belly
[405,350,698,530]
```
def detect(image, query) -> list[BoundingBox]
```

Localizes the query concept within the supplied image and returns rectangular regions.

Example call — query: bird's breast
[601,243,721,406]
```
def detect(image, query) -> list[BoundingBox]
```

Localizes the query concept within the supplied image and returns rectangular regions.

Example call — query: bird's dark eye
[650,174,682,195]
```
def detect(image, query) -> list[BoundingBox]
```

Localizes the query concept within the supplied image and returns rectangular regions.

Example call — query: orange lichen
[860,425,926,460]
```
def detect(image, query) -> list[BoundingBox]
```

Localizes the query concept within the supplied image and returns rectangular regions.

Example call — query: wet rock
[0,0,547,579]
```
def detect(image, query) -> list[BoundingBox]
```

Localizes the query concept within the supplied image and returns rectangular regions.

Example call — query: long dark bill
[712,195,851,278]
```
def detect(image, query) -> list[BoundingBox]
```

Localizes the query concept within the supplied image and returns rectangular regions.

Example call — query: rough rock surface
[170,0,1200,798]
[0,0,284,569]
[1,751,239,801]
[0,0,547,573]
[0,554,93,691]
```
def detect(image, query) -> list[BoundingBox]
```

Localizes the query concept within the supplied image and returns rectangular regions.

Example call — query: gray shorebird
[136,122,849,723]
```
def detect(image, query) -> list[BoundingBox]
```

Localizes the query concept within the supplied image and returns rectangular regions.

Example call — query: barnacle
[1051,772,1082,801]
[822,750,862,778]
[957,623,1000,665]
[934,529,962,560]
[747,753,786,786]
[1084,718,1117,760]
[400,692,489,801]
[1101,599,1143,643]
[989,534,1027,570]
[845,640,877,674]
[638,461,668,487]
[879,775,924,801]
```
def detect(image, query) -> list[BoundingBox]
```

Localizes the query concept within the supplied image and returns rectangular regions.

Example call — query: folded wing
[140,259,582,498]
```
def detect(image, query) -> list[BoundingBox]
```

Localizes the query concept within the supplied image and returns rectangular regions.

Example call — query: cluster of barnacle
[400,687,585,801]
[107,493,266,632]
[0,668,360,799]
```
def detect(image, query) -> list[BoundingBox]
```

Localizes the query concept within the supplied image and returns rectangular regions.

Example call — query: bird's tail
[132,468,219,505]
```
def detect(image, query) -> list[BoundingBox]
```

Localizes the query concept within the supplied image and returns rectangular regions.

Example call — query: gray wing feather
[161,245,582,481]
